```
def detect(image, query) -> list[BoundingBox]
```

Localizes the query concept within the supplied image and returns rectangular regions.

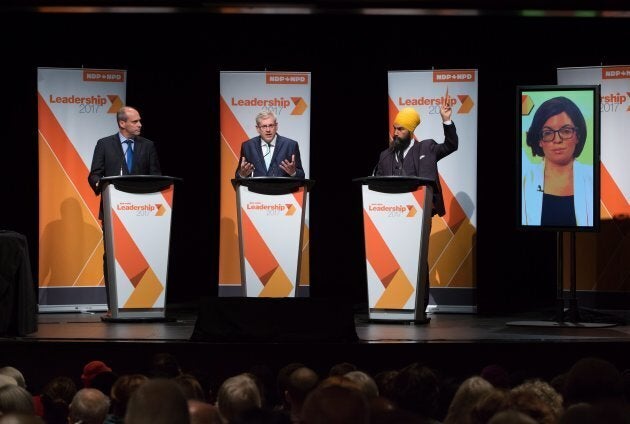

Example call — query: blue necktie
[124,140,134,172]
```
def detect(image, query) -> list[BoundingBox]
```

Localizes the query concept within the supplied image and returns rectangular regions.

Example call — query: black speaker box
[190,297,358,343]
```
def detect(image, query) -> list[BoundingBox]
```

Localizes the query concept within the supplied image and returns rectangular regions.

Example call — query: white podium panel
[358,177,434,322]
[102,180,175,320]
[236,183,307,297]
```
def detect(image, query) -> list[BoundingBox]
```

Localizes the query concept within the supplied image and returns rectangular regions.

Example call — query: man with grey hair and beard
[373,95,458,313]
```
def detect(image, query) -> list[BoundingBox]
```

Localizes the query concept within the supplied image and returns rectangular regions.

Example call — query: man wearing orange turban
[373,95,459,313]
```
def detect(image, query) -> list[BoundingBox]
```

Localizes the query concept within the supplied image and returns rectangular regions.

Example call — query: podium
[354,176,436,323]
[100,175,181,321]
[232,177,314,297]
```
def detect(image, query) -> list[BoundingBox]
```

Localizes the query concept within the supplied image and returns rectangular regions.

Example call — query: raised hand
[279,154,297,176]
[440,89,453,122]
[238,156,255,177]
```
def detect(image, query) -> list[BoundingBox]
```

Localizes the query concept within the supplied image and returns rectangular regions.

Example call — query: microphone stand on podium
[354,176,436,324]
[100,175,182,322]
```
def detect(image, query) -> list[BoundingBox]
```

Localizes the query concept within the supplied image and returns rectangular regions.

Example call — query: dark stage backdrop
[2,12,626,313]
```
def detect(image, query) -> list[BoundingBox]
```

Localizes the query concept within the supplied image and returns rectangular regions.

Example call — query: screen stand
[507,232,619,328]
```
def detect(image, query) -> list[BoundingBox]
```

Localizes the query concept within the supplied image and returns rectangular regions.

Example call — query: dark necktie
[263,143,272,169]
[124,140,134,172]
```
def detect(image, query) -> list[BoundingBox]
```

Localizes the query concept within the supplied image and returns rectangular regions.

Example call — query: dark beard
[391,135,411,152]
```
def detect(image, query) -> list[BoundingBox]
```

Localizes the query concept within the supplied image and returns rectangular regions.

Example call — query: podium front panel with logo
[101,175,179,320]
[355,176,434,322]
[233,178,313,298]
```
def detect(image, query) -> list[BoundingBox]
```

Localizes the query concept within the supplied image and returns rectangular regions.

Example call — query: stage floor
[18,307,630,344]
[3,306,630,395]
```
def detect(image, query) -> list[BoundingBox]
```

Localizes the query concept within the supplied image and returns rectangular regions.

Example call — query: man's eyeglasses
[257,123,277,130]
[540,126,578,143]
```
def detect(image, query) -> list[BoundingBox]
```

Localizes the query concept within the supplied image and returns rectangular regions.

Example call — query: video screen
[518,85,600,231]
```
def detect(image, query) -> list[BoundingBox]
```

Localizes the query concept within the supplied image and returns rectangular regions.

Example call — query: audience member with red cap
[81,361,112,388]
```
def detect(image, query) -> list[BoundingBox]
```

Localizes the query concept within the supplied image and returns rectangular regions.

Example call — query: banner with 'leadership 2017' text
[218,71,311,296]
[387,69,478,311]
[37,67,127,311]
[558,66,630,297]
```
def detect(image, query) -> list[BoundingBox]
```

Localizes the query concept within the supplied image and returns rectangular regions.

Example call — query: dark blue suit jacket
[235,135,305,179]
[88,133,161,219]
[375,123,458,217]
[88,134,161,195]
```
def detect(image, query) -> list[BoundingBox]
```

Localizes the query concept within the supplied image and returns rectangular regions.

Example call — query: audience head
[109,373,148,418]
[480,364,510,389]
[125,378,190,424]
[276,362,305,410]
[0,376,17,390]
[149,352,182,379]
[301,383,369,424]
[175,373,206,401]
[559,401,630,424]
[188,399,220,424]
[562,357,625,408]
[328,362,357,377]
[443,375,494,424]
[80,360,112,388]
[512,378,563,419]
[247,364,276,408]
[216,373,262,424]
[0,368,25,390]
[68,388,110,424]
[40,376,76,424]
[344,371,378,399]
[488,409,538,424]
[0,414,44,424]
[286,367,319,407]
[0,386,34,416]
[373,369,399,401]
[389,362,440,418]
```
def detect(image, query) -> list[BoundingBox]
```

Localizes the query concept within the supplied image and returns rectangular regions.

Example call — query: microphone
[537,185,543,192]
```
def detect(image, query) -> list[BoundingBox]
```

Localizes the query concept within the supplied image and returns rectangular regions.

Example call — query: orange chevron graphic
[241,210,294,296]
[123,266,164,308]
[108,95,124,113]
[363,210,414,308]
[457,95,474,113]
[259,266,294,297]
[375,268,415,309]
[38,93,100,223]
[112,212,154,288]
[522,95,534,115]
[406,205,417,217]
[111,211,164,308]
[291,97,308,115]
[285,204,296,216]
[601,163,630,217]
[219,96,251,285]
[38,92,105,287]
[292,187,305,207]
[155,204,166,216]
[161,186,174,210]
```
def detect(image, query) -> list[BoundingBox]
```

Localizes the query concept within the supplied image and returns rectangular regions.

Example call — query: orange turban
[394,107,421,132]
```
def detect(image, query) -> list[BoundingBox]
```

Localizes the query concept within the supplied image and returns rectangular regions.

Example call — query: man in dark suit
[374,97,458,313]
[236,110,304,179]
[87,106,161,316]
